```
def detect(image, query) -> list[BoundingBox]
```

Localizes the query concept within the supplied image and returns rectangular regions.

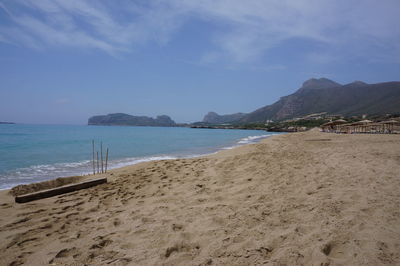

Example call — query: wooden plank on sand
[15,178,107,203]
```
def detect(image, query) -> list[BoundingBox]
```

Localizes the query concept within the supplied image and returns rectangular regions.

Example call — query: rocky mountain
[239,78,400,123]
[198,78,400,124]
[88,113,176,127]
[296,78,341,93]
[202,112,246,124]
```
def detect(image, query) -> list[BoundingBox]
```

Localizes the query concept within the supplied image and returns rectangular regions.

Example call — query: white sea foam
[107,155,178,170]
[237,134,272,144]
[222,133,276,150]
[0,155,180,190]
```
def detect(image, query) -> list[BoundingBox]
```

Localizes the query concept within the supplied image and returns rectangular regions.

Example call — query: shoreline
[0,132,277,191]
[1,130,399,265]
[3,137,267,196]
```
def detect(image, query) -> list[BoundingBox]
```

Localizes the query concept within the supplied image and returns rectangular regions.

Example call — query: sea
[0,124,279,190]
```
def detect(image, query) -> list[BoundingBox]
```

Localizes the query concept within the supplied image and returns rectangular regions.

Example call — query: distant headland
[88,113,176,127]
[0,122,15,124]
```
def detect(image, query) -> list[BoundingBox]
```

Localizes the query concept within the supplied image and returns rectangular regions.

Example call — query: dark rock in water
[88,113,176,127]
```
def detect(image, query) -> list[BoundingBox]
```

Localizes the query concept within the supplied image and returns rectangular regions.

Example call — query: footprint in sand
[90,239,113,249]
[113,218,122,226]
[172,223,183,231]
[164,242,200,258]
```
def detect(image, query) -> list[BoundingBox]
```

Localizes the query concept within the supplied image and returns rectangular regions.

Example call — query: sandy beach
[0,129,399,265]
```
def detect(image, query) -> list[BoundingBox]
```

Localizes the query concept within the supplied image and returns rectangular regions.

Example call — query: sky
[0,0,399,124]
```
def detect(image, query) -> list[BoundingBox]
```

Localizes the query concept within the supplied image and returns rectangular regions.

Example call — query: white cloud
[0,0,399,63]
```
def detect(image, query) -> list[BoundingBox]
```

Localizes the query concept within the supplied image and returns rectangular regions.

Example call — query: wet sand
[0,130,399,265]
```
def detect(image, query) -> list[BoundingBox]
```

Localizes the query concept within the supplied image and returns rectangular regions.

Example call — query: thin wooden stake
[101,142,104,173]
[105,148,109,173]
[96,151,99,174]
[92,140,95,175]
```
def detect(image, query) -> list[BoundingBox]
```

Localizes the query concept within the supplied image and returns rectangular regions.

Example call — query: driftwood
[15,178,107,203]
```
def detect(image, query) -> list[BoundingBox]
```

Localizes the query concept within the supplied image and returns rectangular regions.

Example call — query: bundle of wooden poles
[92,140,109,174]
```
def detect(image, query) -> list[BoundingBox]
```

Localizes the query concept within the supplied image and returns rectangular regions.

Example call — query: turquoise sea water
[0,124,278,190]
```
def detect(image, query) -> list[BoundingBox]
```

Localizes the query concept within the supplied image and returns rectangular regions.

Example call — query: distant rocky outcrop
[296,78,341,93]
[88,113,176,127]
[202,112,246,124]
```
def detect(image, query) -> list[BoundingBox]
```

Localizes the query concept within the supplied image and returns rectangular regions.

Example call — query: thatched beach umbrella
[321,119,347,132]
[378,120,400,124]
[378,120,400,133]
[349,119,372,133]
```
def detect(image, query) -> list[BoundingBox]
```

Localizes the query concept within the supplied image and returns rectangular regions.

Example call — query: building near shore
[321,119,400,134]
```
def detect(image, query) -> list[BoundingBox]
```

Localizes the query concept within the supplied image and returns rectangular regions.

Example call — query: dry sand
[0,130,399,265]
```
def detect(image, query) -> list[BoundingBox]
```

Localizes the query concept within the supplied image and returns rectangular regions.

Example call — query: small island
[88,113,176,127]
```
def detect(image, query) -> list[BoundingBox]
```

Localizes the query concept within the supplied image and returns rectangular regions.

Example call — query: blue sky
[0,0,399,124]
